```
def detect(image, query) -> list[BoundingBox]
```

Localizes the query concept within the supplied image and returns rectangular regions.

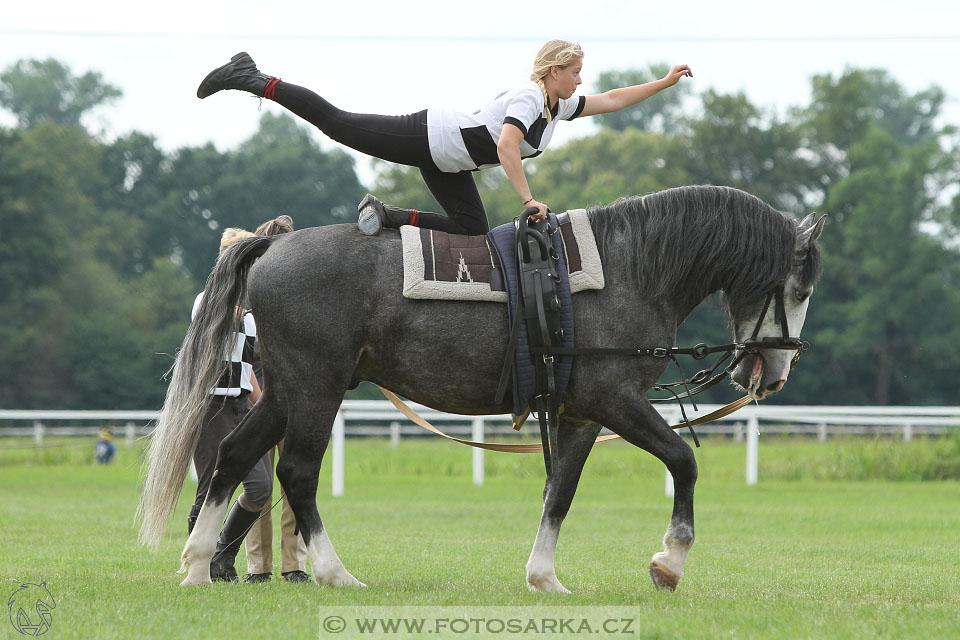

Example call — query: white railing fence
[2,403,958,495]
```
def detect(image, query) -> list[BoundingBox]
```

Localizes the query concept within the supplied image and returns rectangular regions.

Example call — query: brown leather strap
[377,386,753,453]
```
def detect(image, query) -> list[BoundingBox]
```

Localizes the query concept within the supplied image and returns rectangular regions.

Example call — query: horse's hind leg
[526,417,602,593]
[180,396,285,585]
[592,390,698,592]
[275,394,365,587]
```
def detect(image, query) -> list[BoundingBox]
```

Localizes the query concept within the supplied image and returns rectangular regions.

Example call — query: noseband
[740,285,805,353]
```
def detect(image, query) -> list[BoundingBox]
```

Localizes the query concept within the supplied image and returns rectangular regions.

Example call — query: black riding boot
[197,52,276,99]
[357,194,416,236]
[209,501,261,582]
[186,503,202,535]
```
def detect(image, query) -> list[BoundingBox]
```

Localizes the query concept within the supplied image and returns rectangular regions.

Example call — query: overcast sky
[3,0,959,183]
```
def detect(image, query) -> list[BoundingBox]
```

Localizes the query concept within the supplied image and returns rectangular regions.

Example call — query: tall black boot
[209,501,262,582]
[357,194,418,236]
[197,52,277,99]
[186,503,202,535]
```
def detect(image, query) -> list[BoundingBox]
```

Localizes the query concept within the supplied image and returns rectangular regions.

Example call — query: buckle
[690,369,709,384]
[543,355,555,364]
[652,348,668,358]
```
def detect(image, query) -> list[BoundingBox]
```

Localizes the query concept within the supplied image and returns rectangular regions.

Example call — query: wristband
[522,197,534,206]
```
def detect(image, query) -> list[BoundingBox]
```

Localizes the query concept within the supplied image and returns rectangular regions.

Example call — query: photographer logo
[7,581,56,636]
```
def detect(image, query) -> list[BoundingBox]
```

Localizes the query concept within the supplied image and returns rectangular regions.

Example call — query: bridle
[527,283,809,446]
[741,285,805,354]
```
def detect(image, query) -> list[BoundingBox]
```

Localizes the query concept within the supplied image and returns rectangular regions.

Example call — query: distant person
[95,428,115,464]
[239,215,311,584]
[187,226,272,582]
[196,40,692,236]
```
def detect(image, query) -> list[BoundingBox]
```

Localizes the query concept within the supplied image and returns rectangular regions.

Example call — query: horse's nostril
[766,379,785,393]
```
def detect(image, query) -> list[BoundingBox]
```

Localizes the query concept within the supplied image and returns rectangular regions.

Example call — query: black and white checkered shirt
[192,293,257,397]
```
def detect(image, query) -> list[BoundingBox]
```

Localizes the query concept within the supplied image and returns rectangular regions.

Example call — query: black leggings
[272,82,489,235]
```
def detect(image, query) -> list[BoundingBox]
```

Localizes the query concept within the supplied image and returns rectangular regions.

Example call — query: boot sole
[358,207,383,236]
[197,52,251,99]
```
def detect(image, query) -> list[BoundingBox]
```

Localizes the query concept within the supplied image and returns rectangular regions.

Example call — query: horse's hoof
[649,561,680,591]
[316,572,367,588]
[339,575,368,588]
[526,575,572,594]
[180,575,212,586]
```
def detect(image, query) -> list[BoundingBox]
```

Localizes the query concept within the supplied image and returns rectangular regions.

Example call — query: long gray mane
[588,185,822,316]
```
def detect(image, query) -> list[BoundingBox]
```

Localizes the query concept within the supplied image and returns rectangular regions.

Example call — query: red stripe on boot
[264,77,280,100]
[409,210,420,227]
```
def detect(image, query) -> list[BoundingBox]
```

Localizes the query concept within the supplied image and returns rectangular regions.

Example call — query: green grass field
[1,436,958,639]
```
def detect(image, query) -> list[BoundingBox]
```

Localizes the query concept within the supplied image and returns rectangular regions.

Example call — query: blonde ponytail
[529,39,584,123]
[534,78,552,123]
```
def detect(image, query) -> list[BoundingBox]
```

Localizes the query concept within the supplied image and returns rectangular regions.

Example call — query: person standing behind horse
[240,215,311,584]
[187,227,272,582]
[196,40,692,236]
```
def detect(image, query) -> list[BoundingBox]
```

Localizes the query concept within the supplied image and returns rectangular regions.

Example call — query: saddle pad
[401,227,507,302]
[401,209,604,302]
[556,209,605,291]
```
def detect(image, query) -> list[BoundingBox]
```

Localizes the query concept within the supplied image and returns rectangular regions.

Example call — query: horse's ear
[797,213,826,248]
[809,214,827,243]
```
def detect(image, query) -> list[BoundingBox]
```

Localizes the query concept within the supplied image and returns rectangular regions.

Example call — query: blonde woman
[197,41,691,236]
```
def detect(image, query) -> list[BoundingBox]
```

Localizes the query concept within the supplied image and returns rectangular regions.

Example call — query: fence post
[332,409,345,497]
[817,422,827,443]
[746,415,759,485]
[390,421,401,448]
[903,423,913,442]
[125,422,136,447]
[472,417,484,486]
[665,469,675,497]
[733,422,744,443]
[33,420,44,447]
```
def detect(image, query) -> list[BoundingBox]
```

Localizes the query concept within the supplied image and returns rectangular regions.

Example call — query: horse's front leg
[526,418,602,593]
[591,388,698,592]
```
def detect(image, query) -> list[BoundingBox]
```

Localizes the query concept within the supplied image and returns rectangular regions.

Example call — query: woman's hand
[662,64,693,87]
[524,199,549,220]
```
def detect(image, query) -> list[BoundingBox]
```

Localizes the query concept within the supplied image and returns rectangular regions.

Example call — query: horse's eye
[795,291,810,302]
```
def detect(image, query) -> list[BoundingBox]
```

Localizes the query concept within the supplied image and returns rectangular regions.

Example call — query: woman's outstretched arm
[580,64,692,117]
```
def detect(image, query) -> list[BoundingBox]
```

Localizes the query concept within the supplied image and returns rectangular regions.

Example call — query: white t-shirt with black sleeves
[427,81,586,173]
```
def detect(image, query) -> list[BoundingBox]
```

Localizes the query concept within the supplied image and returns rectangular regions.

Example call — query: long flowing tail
[137,236,274,549]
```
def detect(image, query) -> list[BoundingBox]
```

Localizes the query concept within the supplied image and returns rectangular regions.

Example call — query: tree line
[1,59,957,409]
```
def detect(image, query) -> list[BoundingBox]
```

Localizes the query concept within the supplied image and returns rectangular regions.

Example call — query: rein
[532,287,807,446]
[376,287,807,453]
[377,385,755,453]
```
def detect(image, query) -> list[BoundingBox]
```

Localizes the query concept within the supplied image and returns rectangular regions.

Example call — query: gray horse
[138,185,824,593]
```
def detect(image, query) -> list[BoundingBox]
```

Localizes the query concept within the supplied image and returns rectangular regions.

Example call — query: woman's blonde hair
[254,214,295,237]
[530,39,584,123]
[219,227,254,254]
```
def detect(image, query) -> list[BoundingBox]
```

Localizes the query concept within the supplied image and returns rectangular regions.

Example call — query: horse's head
[729,213,825,400]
